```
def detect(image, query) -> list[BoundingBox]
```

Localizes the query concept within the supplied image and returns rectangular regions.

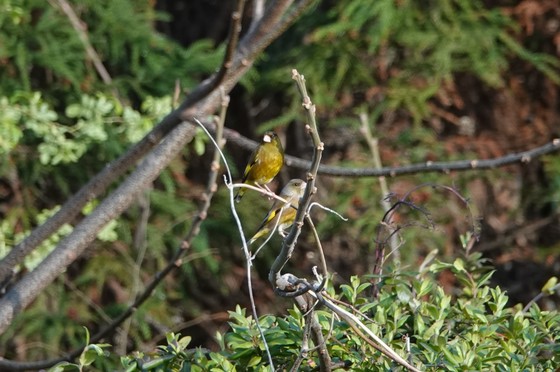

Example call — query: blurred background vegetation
[0,0,559,367]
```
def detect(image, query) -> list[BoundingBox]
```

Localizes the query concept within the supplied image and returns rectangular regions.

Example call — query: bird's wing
[255,197,299,231]
[254,202,281,232]
[242,146,262,182]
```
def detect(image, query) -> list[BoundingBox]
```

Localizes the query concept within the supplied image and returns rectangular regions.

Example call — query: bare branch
[116,188,152,355]
[285,138,560,177]
[522,281,560,313]
[305,216,328,279]
[0,123,197,338]
[293,295,332,372]
[371,183,479,298]
[318,292,422,372]
[360,111,400,263]
[196,124,560,180]
[269,69,324,292]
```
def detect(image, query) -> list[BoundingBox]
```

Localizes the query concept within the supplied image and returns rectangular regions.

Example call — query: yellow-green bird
[248,178,307,245]
[235,131,284,202]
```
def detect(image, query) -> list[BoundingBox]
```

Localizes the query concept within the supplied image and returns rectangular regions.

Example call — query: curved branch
[270,69,323,293]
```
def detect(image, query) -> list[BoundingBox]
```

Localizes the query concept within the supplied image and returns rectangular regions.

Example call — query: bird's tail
[234,187,246,203]
[248,229,266,246]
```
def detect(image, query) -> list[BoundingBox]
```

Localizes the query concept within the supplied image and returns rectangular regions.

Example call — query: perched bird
[235,131,284,202]
[248,178,307,245]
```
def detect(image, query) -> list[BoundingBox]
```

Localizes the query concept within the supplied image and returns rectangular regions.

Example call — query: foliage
[0,0,221,101]
[255,0,559,127]
[52,254,559,370]
[0,92,172,188]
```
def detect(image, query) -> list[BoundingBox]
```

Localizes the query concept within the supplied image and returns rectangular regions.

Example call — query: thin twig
[293,295,332,372]
[322,292,376,325]
[317,292,421,372]
[201,122,276,367]
[305,216,328,279]
[252,207,287,258]
[269,69,324,291]
[360,112,400,264]
[372,183,478,298]
[180,123,560,180]
[182,124,560,179]
[522,282,560,313]
[50,0,114,87]
[116,188,152,355]
[308,202,347,221]
[290,298,313,372]
[62,277,112,324]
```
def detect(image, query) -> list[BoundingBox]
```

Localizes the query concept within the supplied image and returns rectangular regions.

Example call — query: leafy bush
[57,253,559,371]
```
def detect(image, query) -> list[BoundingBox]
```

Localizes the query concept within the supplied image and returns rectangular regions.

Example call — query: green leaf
[340,284,354,303]
[247,355,262,367]
[80,344,106,367]
[477,270,496,288]
[415,315,426,335]
[417,279,433,297]
[97,219,118,242]
[452,258,466,272]
[541,276,558,294]
[141,355,173,369]
[49,362,81,371]
[423,319,444,339]
[441,344,460,365]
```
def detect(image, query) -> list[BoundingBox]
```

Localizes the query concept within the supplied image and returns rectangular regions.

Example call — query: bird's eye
[263,134,272,142]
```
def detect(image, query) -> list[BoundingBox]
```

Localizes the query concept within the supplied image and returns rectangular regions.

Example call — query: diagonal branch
[0,121,197,337]
[318,292,421,372]
[0,0,243,285]
[0,0,318,358]
[0,107,227,369]
[0,0,317,286]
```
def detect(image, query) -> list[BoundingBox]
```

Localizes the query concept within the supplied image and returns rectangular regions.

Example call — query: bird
[235,131,284,202]
[248,178,307,245]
